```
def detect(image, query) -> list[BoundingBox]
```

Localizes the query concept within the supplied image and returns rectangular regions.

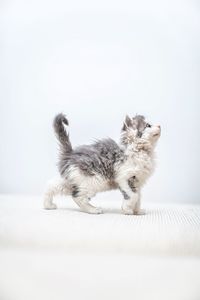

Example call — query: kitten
[44,114,161,214]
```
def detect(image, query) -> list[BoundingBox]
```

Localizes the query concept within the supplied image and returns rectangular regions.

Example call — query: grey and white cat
[44,114,161,214]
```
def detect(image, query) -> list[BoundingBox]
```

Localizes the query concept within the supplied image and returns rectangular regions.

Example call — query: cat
[44,113,161,214]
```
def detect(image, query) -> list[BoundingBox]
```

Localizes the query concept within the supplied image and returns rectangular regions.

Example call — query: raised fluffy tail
[53,113,72,153]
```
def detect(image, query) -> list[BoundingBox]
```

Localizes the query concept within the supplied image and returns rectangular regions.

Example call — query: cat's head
[121,115,161,151]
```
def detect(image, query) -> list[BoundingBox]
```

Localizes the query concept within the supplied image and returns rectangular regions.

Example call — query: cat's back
[70,138,124,178]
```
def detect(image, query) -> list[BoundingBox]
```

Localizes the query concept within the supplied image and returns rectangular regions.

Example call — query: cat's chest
[133,153,153,171]
[116,152,155,183]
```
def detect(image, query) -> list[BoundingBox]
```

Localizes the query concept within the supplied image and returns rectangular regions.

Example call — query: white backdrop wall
[0,0,199,203]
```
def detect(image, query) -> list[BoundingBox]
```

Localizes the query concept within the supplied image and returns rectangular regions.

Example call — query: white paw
[134,209,146,215]
[122,208,134,215]
[94,207,103,214]
[84,207,103,214]
[44,202,57,210]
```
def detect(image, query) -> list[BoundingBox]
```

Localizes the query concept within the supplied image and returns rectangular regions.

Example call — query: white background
[0,0,199,203]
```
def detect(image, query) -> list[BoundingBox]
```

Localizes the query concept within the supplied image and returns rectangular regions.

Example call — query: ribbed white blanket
[0,195,200,300]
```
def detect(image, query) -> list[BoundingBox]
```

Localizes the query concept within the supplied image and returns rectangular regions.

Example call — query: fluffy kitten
[44,114,161,214]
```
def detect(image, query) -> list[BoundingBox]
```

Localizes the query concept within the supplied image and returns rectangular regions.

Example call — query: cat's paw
[93,207,103,214]
[122,208,134,215]
[44,202,57,210]
[84,207,103,214]
[134,209,146,215]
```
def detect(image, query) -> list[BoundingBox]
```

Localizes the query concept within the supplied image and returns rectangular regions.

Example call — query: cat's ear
[122,115,132,131]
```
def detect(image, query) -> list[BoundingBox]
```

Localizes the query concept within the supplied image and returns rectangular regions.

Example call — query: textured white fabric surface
[0,195,200,300]
[1,195,200,256]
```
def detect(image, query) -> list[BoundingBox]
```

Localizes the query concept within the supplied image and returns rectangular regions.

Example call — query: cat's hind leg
[72,196,103,214]
[71,185,103,214]
[43,178,69,209]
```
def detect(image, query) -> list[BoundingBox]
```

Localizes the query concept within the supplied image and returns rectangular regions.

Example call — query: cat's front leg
[119,179,144,215]
[133,195,145,215]
[121,192,139,215]
[119,180,139,215]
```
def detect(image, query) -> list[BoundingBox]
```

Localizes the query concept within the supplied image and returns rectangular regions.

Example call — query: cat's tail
[53,113,72,153]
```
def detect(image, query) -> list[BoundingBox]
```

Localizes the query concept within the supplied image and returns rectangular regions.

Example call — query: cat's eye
[145,123,151,128]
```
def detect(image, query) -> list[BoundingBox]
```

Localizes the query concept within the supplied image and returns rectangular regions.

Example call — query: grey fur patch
[128,176,137,193]
[59,138,124,179]
[132,115,146,138]
[122,114,147,138]
[120,188,130,200]
[71,185,79,198]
